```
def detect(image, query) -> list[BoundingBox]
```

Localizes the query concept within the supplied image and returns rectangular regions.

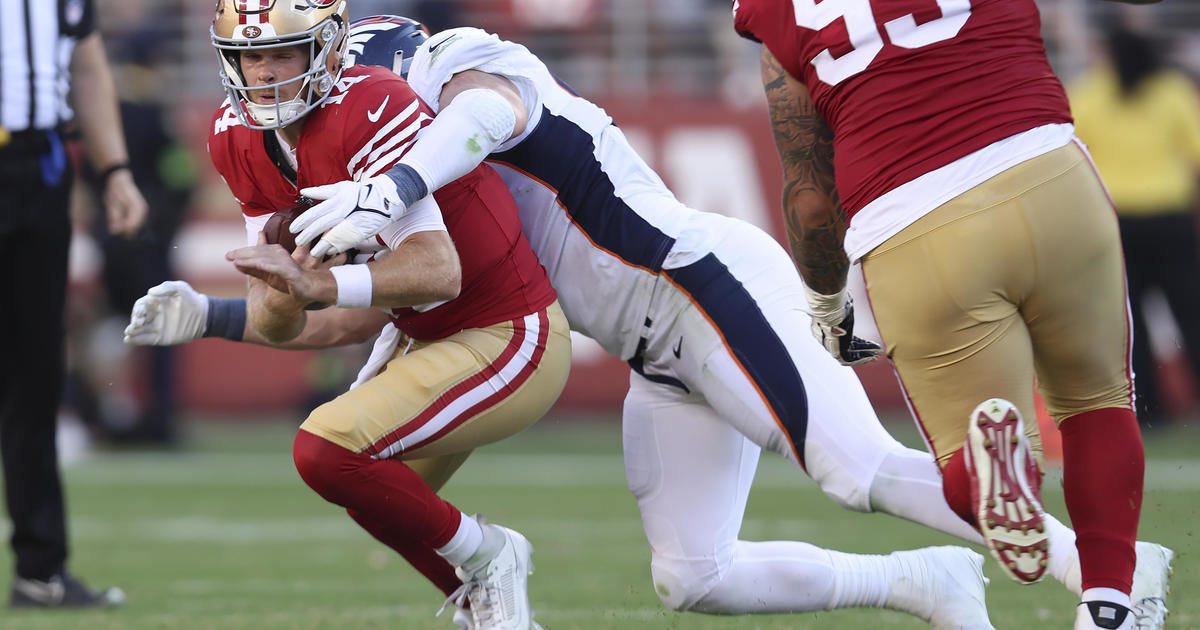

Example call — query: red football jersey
[734,0,1072,218]
[208,65,556,340]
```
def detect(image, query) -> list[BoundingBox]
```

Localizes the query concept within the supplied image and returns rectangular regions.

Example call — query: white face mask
[213,19,343,131]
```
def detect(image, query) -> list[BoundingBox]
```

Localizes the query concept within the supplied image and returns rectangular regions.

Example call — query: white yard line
[67,452,1200,490]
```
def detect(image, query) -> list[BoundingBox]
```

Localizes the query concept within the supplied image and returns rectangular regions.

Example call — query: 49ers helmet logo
[243,25,262,38]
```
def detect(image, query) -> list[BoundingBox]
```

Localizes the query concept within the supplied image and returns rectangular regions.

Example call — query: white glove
[123,281,209,346]
[804,285,884,366]
[291,175,404,258]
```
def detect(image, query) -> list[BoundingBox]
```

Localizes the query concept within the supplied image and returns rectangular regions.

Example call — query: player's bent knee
[292,429,355,501]
[649,555,720,612]
[812,469,874,513]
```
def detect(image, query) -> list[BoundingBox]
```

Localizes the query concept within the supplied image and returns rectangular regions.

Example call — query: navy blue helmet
[346,15,430,79]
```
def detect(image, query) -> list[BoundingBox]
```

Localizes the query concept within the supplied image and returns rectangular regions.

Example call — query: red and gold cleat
[965,398,1049,584]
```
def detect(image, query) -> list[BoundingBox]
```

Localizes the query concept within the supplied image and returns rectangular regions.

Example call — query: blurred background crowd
[60,0,1200,454]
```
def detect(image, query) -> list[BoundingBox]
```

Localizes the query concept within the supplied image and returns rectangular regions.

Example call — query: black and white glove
[291,175,405,258]
[804,286,884,366]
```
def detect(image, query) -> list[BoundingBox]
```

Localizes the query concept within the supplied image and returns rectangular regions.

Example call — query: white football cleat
[1076,601,1135,630]
[886,546,995,630]
[454,523,537,630]
[1130,542,1173,630]
[965,398,1049,583]
[452,605,475,630]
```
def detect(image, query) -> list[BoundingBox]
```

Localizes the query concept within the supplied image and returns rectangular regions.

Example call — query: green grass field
[0,416,1195,629]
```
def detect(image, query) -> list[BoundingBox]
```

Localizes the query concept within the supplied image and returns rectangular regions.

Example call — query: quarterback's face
[239,44,309,104]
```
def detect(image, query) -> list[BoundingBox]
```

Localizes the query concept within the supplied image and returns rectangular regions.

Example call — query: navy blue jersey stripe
[489,108,674,272]
[665,254,809,464]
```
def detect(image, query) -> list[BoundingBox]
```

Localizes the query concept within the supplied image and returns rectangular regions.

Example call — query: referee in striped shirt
[1,0,146,608]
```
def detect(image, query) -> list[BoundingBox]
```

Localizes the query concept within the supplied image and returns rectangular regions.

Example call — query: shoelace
[437,579,503,627]
[1132,598,1168,630]
[469,579,503,626]
[437,582,473,619]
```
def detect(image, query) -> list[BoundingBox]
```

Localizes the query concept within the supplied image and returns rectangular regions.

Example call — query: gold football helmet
[212,0,349,130]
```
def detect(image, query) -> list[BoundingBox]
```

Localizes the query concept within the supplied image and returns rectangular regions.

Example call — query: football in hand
[261,198,331,310]
[262,198,317,253]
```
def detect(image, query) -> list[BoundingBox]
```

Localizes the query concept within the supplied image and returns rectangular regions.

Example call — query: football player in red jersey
[737,0,1169,628]
[200,3,571,628]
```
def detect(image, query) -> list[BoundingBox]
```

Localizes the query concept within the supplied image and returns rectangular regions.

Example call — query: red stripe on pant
[408,310,550,452]
[364,311,539,458]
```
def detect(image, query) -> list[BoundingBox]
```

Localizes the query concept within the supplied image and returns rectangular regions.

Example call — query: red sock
[940,449,979,528]
[347,508,462,597]
[1060,408,1143,593]
[292,430,463,548]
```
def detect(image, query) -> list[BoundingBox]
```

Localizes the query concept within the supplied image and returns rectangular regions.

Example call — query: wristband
[385,163,429,208]
[330,264,373,308]
[204,297,247,341]
[803,285,847,322]
[99,162,131,184]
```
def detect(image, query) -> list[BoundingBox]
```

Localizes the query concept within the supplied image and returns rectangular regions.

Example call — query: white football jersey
[408,27,744,360]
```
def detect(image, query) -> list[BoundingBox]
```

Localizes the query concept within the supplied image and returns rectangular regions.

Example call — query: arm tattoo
[761,48,849,295]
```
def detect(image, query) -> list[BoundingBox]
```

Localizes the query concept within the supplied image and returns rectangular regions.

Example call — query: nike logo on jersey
[366,95,390,123]
[672,337,683,360]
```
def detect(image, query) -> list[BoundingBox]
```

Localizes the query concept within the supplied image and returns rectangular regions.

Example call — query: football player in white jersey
[125,17,1166,628]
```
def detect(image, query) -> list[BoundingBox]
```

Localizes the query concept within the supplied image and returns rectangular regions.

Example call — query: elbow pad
[392,88,518,204]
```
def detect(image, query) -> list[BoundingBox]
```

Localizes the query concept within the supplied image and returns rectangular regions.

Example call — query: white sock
[869,450,985,544]
[826,550,890,610]
[1083,587,1131,609]
[435,512,484,567]
[1044,513,1081,596]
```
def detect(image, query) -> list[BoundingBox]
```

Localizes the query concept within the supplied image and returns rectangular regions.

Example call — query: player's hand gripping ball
[261,198,346,310]
[262,198,318,254]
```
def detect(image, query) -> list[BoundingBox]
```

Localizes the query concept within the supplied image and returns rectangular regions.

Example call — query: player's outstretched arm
[760,47,881,366]
[230,231,461,313]
[123,279,388,349]
[291,70,526,258]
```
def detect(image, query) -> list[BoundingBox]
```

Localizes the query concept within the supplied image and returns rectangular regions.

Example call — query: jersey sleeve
[732,0,764,42]
[376,195,447,250]
[408,28,541,119]
[408,28,545,152]
[243,213,270,247]
[338,73,434,182]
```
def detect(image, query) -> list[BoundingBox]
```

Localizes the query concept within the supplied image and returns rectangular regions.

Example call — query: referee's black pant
[0,131,72,580]
[1120,211,1200,429]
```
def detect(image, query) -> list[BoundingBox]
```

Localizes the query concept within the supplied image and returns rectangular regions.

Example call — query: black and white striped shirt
[0,0,95,132]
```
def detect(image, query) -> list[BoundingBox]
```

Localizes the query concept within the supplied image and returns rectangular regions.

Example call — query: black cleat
[10,572,125,609]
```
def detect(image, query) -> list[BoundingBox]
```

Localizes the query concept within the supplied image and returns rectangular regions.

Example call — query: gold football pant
[300,301,571,473]
[862,142,1135,466]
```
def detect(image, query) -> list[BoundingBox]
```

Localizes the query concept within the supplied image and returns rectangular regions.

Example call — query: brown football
[262,197,317,253]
